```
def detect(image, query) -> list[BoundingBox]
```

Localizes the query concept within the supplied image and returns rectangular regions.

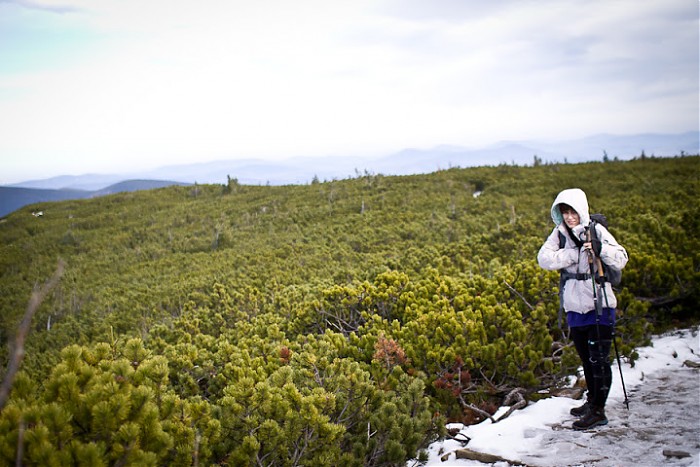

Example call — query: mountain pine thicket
[0,156,698,466]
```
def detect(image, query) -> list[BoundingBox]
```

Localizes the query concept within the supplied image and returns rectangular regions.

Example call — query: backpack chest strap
[560,272,592,281]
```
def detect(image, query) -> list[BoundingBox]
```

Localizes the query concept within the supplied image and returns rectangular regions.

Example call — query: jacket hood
[550,188,590,226]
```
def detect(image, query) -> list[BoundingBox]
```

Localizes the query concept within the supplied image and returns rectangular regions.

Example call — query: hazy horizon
[1,0,698,184]
[4,131,697,189]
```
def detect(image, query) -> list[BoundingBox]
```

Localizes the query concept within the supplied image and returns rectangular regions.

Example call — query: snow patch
[415,327,700,467]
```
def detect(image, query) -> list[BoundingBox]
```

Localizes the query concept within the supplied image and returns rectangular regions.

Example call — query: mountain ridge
[0,179,190,217]
[8,131,698,191]
[2,131,697,216]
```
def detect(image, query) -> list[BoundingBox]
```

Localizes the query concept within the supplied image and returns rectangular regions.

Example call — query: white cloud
[0,0,697,182]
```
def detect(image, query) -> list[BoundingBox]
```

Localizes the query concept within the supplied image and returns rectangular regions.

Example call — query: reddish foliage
[279,346,292,364]
[433,360,471,398]
[372,334,408,370]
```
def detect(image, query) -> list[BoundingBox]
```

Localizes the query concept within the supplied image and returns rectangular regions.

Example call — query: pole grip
[586,226,605,279]
[595,257,605,279]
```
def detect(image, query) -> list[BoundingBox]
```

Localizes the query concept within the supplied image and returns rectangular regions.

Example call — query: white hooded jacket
[537,188,628,314]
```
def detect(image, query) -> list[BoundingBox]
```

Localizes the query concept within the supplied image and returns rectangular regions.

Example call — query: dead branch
[15,418,25,467]
[495,388,527,422]
[459,387,528,425]
[503,280,534,311]
[0,260,65,412]
[460,399,495,424]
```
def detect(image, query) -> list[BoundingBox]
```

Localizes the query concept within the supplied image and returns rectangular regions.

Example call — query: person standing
[537,188,628,430]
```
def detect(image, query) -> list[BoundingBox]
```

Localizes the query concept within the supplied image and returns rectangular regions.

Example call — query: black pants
[570,324,613,408]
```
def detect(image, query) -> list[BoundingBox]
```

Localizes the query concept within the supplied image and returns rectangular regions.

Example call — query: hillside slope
[0,156,697,466]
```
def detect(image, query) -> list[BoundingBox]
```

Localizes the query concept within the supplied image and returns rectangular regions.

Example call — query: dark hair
[559,203,576,214]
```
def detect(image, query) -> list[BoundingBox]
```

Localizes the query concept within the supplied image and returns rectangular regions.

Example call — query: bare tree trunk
[0,260,65,412]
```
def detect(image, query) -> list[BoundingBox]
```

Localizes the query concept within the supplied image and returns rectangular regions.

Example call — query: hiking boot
[570,401,590,417]
[572,406,608,430]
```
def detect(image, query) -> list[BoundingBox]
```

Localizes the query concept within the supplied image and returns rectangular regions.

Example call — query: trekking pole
[588,231,630,410]
[593,255,630,410]
[585,227,609,398]
[610,326,630,410]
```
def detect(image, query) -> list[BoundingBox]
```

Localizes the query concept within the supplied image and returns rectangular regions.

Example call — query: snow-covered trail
[518,359,699,466]
[419,327,700,467]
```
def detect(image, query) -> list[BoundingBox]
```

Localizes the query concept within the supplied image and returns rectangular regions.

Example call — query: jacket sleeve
[596,224,628,271]
[537,227,578,271]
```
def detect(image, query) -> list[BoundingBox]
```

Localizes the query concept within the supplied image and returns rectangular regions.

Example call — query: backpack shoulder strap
[557,229,567,330]
[589,219,599,240]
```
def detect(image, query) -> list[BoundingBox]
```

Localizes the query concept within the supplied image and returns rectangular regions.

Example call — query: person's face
[560,205,580,228]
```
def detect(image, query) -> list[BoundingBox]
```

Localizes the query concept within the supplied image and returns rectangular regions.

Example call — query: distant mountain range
[1,131,697,217]
[0,180,190,218]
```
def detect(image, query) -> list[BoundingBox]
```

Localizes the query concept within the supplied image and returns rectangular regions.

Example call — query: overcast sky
[0,0,698,184]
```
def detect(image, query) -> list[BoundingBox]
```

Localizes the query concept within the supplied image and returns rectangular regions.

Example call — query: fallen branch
[449,447,537,466]
[462,402,495,424]
[0,260,65,412]
[495,388,527,422]
[459,387,528,425]
[634,294,688,307]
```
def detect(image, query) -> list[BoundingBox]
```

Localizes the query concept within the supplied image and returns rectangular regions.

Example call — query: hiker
[537,188,628,430]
